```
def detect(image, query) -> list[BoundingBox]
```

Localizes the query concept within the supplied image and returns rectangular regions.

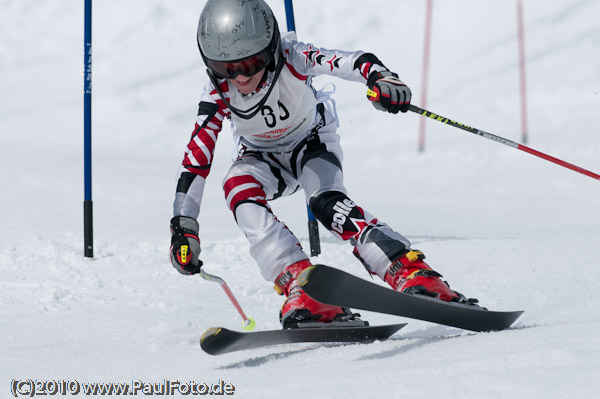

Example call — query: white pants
[222,105,411,282]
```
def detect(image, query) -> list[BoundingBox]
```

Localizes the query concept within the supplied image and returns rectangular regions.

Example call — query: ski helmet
[197,0,281,79]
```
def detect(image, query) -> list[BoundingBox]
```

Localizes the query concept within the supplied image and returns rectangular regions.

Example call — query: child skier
[170,0,467,328]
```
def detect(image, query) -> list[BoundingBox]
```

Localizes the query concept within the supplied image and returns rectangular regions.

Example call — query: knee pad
[309,191,367,240]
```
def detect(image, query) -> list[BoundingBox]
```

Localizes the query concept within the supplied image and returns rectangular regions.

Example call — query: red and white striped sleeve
[182,80,231,178]
[173,80,231,218]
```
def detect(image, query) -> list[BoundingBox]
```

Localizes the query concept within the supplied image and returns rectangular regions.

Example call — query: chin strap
[207,55,286,120]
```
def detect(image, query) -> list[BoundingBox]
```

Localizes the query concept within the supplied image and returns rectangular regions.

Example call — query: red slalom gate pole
[408,105,600,181]
[517,0,529,144]
[418,0,434,153]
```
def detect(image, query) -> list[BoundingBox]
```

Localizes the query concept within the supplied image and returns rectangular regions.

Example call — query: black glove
[170,216,202,275]
[367,70,411,113]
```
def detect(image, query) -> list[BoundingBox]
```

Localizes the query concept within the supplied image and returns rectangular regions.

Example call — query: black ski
[298,264,523,332]
[200,321,406,355]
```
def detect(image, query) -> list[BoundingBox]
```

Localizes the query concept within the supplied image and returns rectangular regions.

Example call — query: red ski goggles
[206,49,271,79]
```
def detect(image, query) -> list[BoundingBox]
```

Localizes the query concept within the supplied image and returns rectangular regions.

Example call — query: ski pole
[199,268,256,331]
[366,89,600,181]
[408,104,600,181]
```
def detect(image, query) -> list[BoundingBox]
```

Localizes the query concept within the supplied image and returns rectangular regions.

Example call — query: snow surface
[2,0,600,398]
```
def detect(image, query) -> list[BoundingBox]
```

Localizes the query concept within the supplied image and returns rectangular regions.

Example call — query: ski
[200,321,407,355]
[298,265,523,332]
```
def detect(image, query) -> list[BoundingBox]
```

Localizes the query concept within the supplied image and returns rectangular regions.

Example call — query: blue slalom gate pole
[306,207,321,257]
[284,0,296,32]
[283,0,321,256]
[84,0,94,258]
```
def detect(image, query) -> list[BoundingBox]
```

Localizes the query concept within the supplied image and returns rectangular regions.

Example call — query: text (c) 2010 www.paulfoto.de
[10,379,236,397]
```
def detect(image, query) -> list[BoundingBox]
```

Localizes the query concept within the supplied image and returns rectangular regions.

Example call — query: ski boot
[384,250,475,304]
[274,260,359,329]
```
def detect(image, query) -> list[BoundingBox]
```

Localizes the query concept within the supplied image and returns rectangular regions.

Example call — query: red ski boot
[384,250,461,302]
[274,260,356,328]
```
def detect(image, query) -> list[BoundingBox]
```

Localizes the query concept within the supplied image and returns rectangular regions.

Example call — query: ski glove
[170,216,202,275]
[367,71,411,114]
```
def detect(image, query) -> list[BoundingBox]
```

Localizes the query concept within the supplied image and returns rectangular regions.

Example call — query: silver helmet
[197,0,281,79]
